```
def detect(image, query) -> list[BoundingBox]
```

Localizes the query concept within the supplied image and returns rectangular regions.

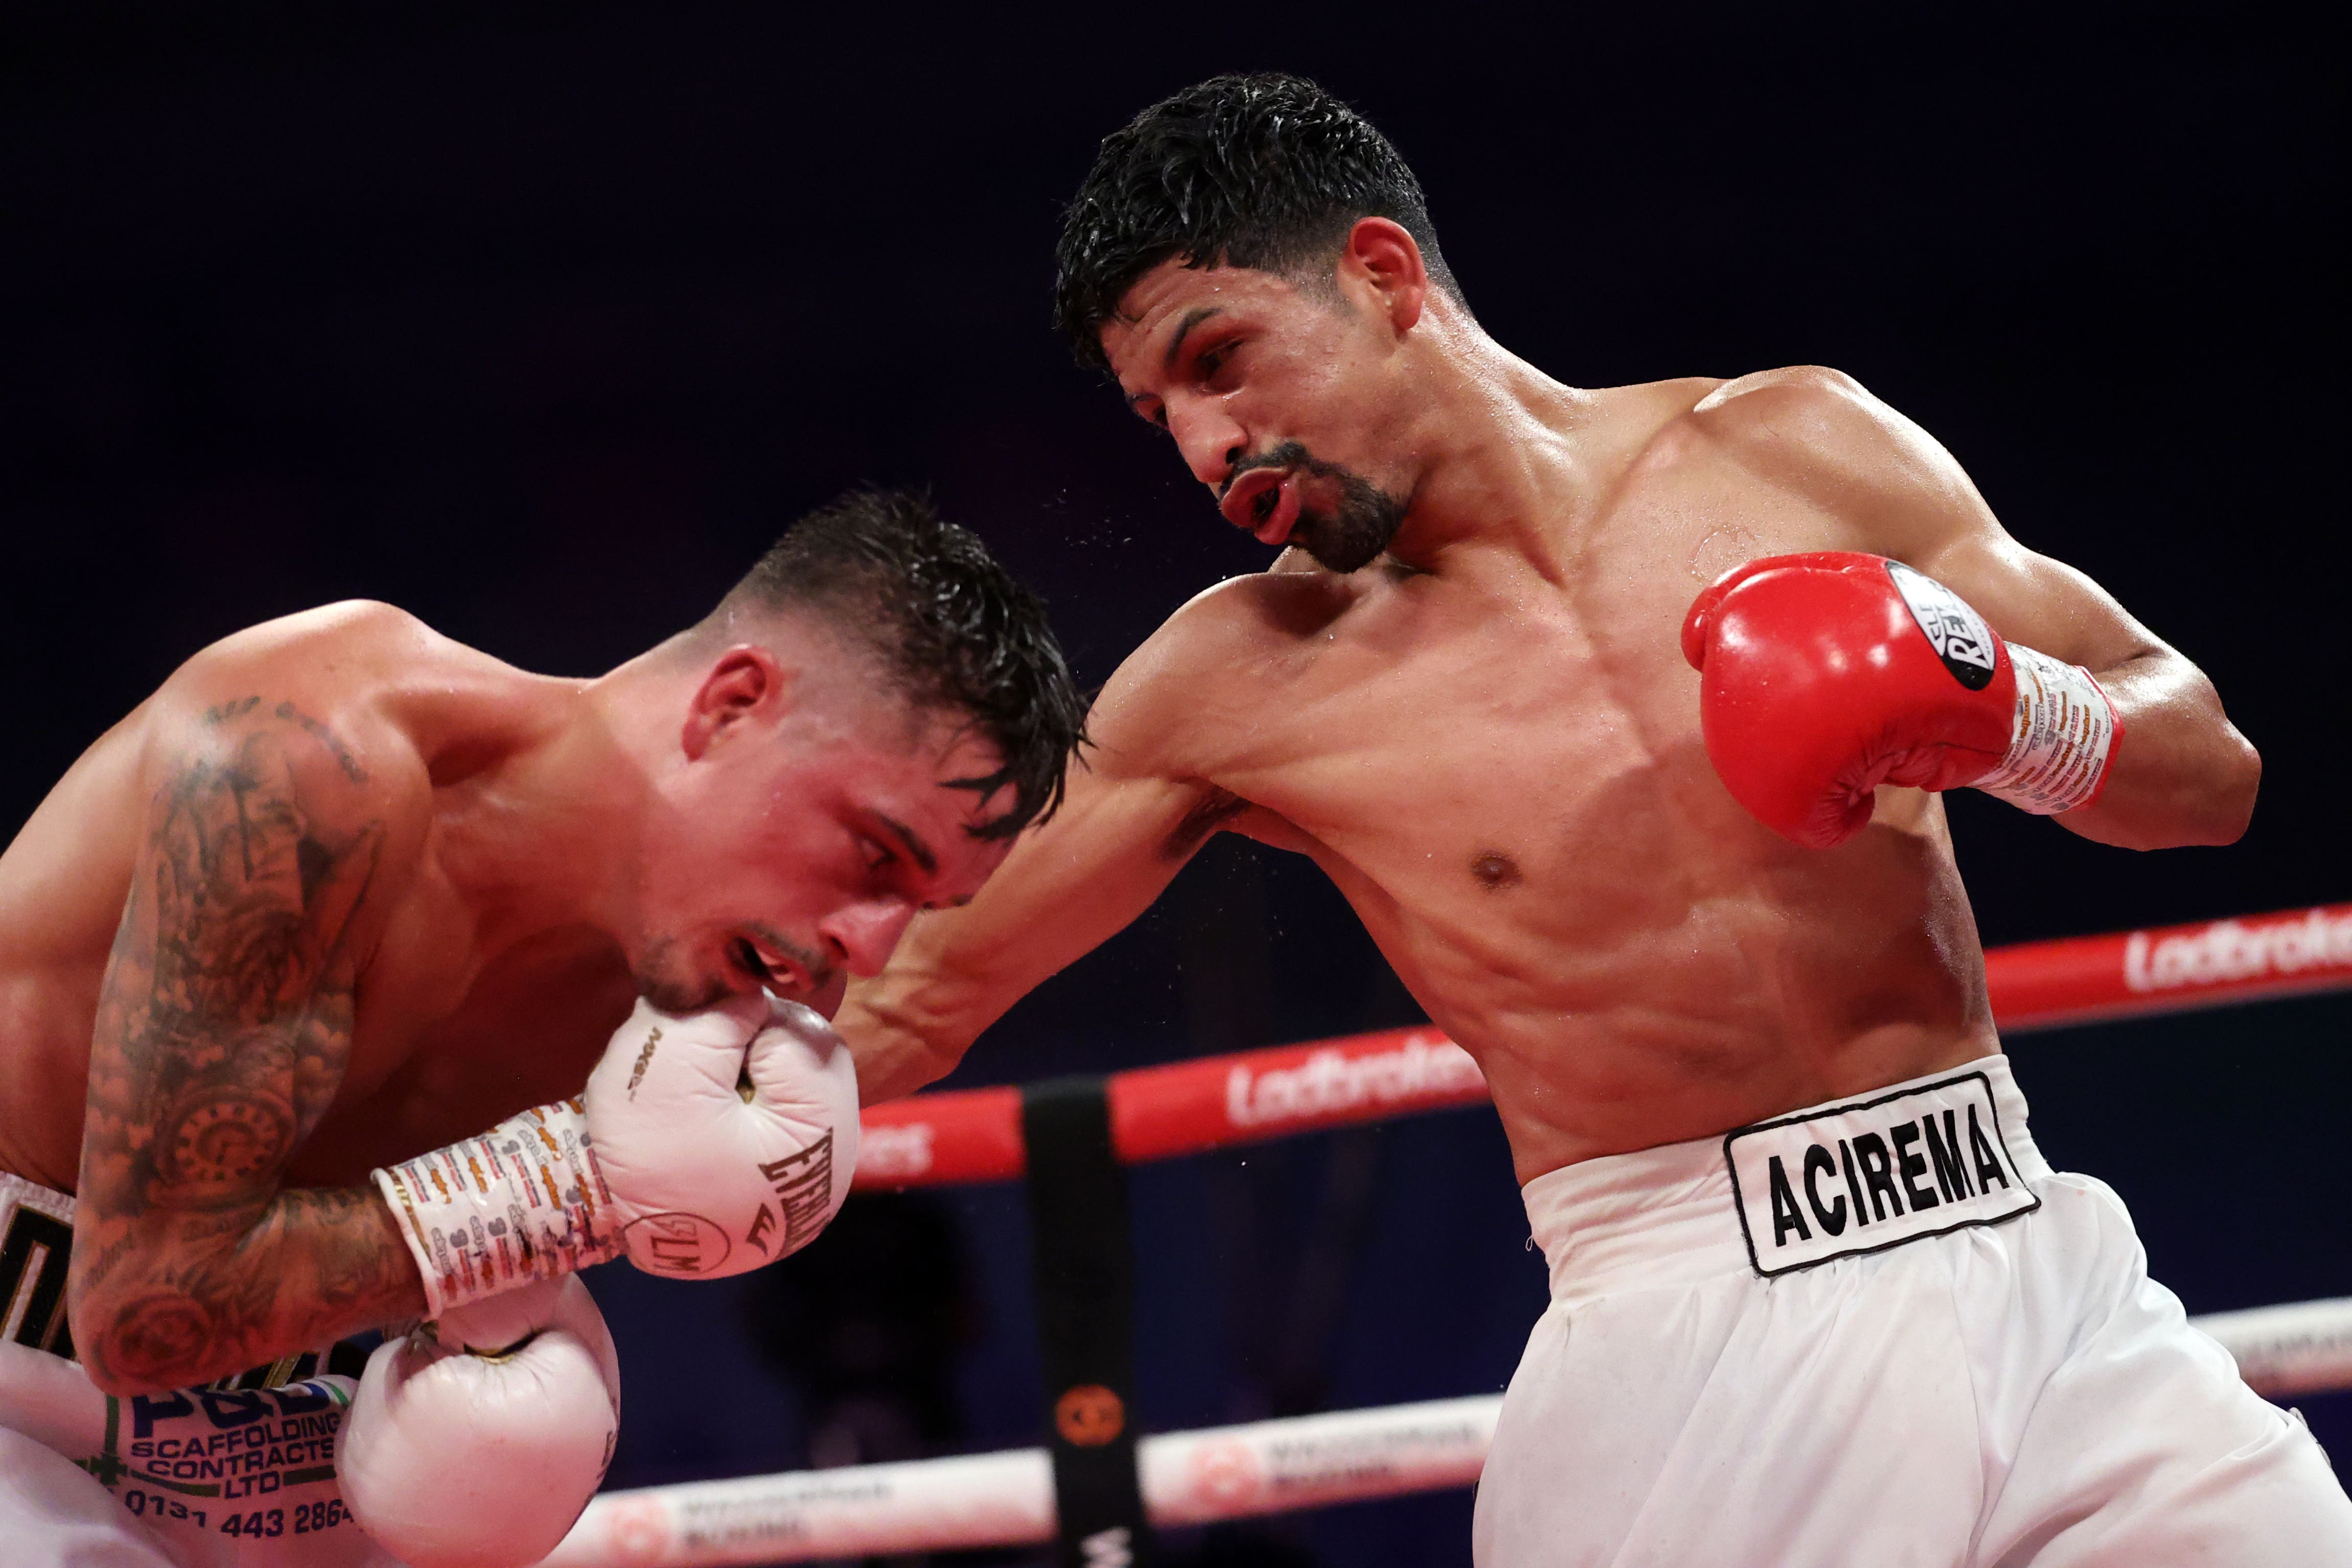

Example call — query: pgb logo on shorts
[1723,1070,2039,1277]
[1886,561,1999,691]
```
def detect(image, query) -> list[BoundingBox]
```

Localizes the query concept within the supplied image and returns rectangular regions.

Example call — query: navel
[1470,851,1523,891]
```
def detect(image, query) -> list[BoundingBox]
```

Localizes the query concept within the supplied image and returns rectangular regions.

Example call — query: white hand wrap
[1975,643,2122,815]
[372,1101,619,1318]
[373,994,859,1316]
[342,1277,621,1568]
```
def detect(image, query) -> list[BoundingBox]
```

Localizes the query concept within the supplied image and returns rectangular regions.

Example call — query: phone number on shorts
[120,1490,352,1536]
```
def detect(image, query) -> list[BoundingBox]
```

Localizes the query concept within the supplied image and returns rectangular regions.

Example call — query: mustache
[1217,441,1326,504]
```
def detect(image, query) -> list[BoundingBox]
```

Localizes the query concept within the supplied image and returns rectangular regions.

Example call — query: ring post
[1023,1075,1155,1567]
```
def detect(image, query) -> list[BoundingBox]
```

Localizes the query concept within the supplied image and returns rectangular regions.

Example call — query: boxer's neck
[1377,313,1598,580]
[421,671,645,961]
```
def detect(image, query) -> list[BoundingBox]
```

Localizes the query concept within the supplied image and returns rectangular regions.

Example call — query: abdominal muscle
[1312,787,2000,1187]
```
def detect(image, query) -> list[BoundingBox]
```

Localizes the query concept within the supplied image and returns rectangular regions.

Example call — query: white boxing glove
[372,994,858,1314]
[341,1277,621,1568]
[583,995,859,1278]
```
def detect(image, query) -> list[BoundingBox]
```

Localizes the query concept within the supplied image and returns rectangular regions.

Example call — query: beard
[634,935,740,1014]
[1233,441,1409,573]
[637,929,837,1014]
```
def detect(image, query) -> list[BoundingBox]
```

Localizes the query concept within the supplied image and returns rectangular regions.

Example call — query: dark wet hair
[1053,72,1462,373]
[719,488,1088,839]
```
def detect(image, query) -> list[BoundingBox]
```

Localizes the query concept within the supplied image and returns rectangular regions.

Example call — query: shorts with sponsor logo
[0,1171,395,1567]
[1472,1054,2352,1568]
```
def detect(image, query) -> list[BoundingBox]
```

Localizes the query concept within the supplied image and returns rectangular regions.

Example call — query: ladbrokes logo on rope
[1724,1071,2038,1277]
[1224,1032,1485,1132]
[2123,907,2352,994]
[855,1122,934,1183]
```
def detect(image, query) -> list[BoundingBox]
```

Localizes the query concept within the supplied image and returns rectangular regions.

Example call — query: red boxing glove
[1681,551,2122,848]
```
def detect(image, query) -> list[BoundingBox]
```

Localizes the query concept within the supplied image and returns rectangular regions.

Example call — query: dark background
[4,6,2343,1564]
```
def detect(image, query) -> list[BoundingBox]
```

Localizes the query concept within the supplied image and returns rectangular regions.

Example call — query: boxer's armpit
[72,703,421,1394]
[1161,785,1249,861]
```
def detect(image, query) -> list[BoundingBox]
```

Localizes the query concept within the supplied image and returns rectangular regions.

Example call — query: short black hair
[1054,73,1461,373]
[720,488,1088,840]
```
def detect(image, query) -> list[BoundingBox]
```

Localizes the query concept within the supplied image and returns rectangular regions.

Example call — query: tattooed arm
[68,694,428,1396]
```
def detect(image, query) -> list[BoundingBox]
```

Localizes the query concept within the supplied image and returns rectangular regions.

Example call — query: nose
[817,898,918,978]
[1166,395,1247,491]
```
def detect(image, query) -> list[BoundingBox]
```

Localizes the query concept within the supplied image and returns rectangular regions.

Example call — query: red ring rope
[853,901,2352,1191]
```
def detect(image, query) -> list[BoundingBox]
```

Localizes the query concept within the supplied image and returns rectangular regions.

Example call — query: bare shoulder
[1087,569,1363,771]
[1687,364,1894,447]
[1678,365,1994,550]
[137,602,446,880]
[176,599,444,686]
[1685,365,1948,481]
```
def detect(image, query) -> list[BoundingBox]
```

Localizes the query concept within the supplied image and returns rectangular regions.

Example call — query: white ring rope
[538,1298,2352,1567]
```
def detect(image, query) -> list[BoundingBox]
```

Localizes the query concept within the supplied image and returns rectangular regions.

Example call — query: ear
[1337,217,1429,335]
[680,645,795,761]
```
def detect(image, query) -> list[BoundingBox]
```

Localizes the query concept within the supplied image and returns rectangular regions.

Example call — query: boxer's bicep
[1741,374,2258,845]
[1907,533,2168,674]
[1710,367,2172,671]
[72,695,421,1394]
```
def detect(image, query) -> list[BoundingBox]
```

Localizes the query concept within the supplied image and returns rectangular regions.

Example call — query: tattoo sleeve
[73,704,425,1393]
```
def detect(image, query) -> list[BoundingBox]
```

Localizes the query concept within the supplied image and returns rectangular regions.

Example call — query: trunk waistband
[1521,1053,2050,1303]
[0,1172,76,1356]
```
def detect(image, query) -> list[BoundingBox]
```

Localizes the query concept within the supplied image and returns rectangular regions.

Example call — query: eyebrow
[874,813,939,876]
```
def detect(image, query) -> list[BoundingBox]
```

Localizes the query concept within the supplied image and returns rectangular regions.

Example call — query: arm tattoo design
[76,706,422,1391]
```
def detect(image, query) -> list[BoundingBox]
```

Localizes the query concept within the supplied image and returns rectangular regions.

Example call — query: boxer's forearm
[2056,648,2259,850]
[71,1183,425,1396]
[842,776,1209,1102]
[840,964,990,1104]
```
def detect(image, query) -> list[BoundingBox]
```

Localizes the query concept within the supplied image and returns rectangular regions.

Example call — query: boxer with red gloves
[1682,550,2123,848]
[841,76,2343,1568]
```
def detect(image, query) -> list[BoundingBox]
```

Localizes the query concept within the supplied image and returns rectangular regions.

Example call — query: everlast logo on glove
[1886,561,1999,690]
[744,1132,837,1257]
[1724,1071,2038,1277]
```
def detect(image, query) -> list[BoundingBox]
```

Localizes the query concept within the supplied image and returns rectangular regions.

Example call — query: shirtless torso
[1,572,1019,1392]
[843,251,2256,1186]
[0,605,633,1196]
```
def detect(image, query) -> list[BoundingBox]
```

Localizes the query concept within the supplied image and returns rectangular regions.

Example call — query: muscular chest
[1194,459,1854,915]
[288,903,635,1185]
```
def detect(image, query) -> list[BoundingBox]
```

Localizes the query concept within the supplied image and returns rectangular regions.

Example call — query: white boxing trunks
[1471,1053,2352,1567]
[0,1172,395,1567]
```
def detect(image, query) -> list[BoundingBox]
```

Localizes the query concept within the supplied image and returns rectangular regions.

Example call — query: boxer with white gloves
[0,490,1087,1564]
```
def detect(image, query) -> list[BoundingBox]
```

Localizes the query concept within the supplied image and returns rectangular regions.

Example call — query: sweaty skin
[0,603,1008,1393]
[842,228,2257,1185]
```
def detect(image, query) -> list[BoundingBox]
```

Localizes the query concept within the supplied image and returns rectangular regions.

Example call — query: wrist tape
[373,1099,622,1318]
[1976,644,2122,815]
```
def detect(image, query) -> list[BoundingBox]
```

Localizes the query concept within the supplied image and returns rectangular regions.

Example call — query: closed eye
[1193,333,1249,391]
